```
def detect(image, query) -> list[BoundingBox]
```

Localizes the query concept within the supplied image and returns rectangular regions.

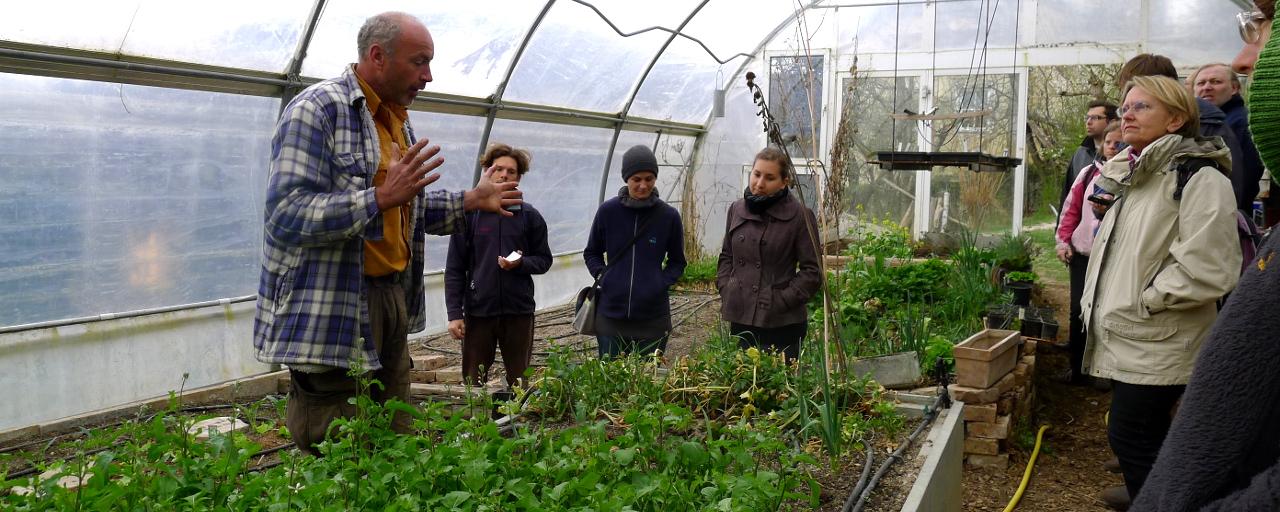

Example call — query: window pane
[835,4,928,54]
[0,74,277,327]
[769,55,824,159]
[505,0,668,113]
[1,0,310,72]
[488,120,612,253]
[629,37,718,124]
[932,73,1017,157]
[841,76,920,225]
[1035,0,1137,45]
[1147,0,1243,66]
[408,112,488,272]
[936,0,1020,50]
[302,1,544,96]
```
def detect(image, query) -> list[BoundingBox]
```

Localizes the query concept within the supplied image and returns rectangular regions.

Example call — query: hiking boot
[1104,457,1121,474]
[1100,485,1130,511]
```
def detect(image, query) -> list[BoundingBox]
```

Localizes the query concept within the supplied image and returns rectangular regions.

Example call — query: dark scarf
[744,186,789,215]
[618,186,661,209]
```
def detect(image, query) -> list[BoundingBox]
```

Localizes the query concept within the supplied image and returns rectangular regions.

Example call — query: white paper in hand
[505,250,522,262]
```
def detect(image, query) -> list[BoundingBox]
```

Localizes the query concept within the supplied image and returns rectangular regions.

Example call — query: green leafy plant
[677,256,718,286]
[1006,271,1037,284]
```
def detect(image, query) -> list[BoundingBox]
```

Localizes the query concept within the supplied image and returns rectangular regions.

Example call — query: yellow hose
[1002,425,1050,512]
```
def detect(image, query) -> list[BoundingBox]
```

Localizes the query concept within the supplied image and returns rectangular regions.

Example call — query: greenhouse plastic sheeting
[302,1,546,97]
[0,73,275,327]
[0,0,311,72]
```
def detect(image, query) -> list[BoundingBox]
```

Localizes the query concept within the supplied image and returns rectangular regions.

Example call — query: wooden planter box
[953,329,1021,389]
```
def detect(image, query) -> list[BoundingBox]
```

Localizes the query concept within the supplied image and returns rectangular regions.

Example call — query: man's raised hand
[375,139,444,211]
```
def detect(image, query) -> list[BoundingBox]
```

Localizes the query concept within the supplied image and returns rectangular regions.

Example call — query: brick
[964,436,1001,455]
[435,366,464,384]
[949,383,1000,404]
[963,403,998,423]
[969,415,1012,440]
[998,394,1015,414]
[1021,338,1037,356]
[1012,364,1029,387]
[411,355,450,371]
[187,417,249,441]
[1021,355,1037,376]
[966,453,1010,470]
[410,370,437,384]
[995,371,1018,395]
[409,382,482,398]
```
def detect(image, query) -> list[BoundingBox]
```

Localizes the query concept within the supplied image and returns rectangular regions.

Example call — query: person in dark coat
[1191,62,1266,213]
[583,145,686,358]
[445,144,552,387]
[716,147,822,361]
[1131,2,1280,510]
[1060,100,1119,208]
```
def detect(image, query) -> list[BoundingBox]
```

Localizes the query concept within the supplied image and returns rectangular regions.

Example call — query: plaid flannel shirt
[253,66,463,370]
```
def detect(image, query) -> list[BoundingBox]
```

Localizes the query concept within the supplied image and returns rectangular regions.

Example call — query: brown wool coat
[716,193,822,328]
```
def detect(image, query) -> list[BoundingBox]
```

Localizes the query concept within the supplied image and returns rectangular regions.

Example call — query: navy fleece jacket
[582,196,685,322]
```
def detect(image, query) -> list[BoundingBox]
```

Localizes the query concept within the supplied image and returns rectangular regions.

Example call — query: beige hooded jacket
[1080,134,1240,386]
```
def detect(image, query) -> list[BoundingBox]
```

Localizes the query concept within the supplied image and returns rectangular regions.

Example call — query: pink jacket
[1056,161,1104,256]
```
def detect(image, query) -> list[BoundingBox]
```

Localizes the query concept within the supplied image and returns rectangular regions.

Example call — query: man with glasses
[1060,100,1119,209]
[1190,62,1265,217]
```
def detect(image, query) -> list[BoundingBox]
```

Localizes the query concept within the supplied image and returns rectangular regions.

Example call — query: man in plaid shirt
[254,11,521,455]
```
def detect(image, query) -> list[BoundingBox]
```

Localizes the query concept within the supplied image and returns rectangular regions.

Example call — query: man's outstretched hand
[464,167,523,216]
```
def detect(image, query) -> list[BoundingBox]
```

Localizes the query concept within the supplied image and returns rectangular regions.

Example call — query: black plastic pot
[1041,321,1060,340]
[1006,281,1033,306]
[986,305,1013,329]
[1020,316,1044,338]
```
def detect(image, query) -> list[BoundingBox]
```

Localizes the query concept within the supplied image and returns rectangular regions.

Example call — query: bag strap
[593,210,659,286]
[1172,157,1224,201]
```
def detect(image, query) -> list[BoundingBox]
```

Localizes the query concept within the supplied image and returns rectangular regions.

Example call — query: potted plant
[1005,271,1036,306]
[985,303,1015,329]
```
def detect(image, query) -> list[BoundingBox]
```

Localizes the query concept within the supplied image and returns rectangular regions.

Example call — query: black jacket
[1198,98,1253,211]
[1222,94,1266,211]
[444,205,552,320]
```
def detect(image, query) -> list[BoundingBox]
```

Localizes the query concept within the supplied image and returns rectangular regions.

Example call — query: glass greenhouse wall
[0,0,1253,430]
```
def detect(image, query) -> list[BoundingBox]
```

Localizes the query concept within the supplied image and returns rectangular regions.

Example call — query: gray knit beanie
[621,145,658,181]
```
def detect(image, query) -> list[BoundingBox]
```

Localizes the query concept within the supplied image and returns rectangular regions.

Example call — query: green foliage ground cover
[2,338,904,511]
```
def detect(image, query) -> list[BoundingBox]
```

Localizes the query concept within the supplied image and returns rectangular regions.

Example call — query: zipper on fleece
[627,214,637,319]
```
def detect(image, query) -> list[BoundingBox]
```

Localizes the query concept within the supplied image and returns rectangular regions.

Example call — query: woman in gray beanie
[582,145,687,357]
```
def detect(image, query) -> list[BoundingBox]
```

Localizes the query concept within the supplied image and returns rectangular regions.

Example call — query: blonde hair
[1122,75,1200,138]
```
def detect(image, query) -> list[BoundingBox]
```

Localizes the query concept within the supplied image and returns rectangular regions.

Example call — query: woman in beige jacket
[1081,75,1241,504]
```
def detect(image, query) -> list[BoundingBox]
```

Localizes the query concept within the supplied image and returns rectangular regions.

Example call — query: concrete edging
[900,402,965,512]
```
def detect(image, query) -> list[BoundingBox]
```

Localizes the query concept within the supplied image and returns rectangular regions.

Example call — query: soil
[961,278,1121,511]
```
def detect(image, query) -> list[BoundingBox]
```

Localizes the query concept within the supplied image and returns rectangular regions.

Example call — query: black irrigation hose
[849,393,947,512]
[841,439,875,512]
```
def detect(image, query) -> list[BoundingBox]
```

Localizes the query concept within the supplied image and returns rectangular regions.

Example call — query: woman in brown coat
[716,147,822,360]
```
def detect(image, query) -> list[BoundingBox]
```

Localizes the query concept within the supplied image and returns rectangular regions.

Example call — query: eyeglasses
[1117,101,1154,117]
[1085,114,1108,122]
[1239,10,1268,44]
